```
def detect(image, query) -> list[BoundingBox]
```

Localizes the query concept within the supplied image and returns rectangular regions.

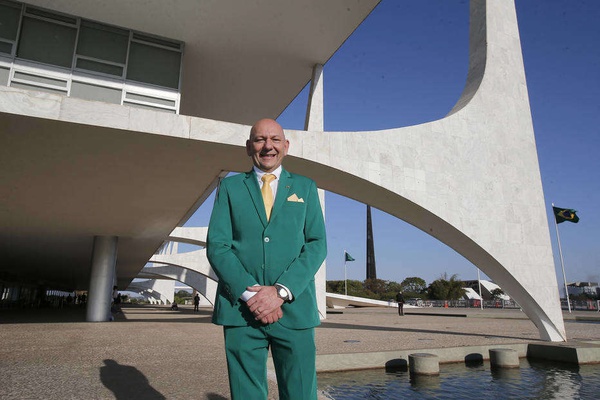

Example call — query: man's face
[246,119,289,172]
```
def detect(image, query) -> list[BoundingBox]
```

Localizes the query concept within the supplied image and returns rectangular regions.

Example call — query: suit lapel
[270,167,292,222]
[243,171,268,226]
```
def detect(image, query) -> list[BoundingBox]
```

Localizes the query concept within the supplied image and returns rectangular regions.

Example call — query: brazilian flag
[553,206,580,224]
[344,251,355,262]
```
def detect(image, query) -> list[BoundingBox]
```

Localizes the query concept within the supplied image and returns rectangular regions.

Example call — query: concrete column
[304,64,324,131]
[87,236,118,322]
[304,63,327,320]
[489,348,520,368]
[409,353,440,376]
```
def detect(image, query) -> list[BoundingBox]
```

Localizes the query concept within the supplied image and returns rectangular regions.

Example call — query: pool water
[318,359,600,399]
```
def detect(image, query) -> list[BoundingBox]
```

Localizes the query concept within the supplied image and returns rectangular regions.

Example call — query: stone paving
[1,305,599,399]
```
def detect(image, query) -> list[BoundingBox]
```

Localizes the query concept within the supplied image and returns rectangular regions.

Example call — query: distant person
[171,302,178,311]
[396,291,405,316]
[111,286,121,314]
[112,286,119,304]
[193,294,200,312]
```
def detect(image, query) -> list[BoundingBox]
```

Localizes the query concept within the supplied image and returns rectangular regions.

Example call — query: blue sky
[187,0,600,288]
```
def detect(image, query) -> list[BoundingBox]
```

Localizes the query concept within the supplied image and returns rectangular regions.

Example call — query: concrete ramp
[326,292,418,309]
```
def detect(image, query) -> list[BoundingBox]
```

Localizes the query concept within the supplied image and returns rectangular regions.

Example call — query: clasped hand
[245,285,284,324]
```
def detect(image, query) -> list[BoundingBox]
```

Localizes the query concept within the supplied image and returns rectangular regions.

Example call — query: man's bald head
[246,119,289,172]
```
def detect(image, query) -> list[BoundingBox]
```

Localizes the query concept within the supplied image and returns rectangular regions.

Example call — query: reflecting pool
[319,359,600,399]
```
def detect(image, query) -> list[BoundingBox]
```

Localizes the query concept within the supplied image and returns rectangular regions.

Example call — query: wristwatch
[274,284,290,302]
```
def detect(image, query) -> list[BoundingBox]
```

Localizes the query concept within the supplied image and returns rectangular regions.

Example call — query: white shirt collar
[253,165,282,181]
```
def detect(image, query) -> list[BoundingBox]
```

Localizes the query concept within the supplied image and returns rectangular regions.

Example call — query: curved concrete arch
[128,285,168,304]
[127,279,174,305]
[307,0,564,341]
[150,249,218,281]
[132,289,162,304]
[128,287,162,304]
[300,0,563,341]
[168,227,208,247]
[140,264,217,306]
[187,1,563,341]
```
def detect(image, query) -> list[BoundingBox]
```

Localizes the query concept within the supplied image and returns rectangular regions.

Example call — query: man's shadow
[100,359,165,400]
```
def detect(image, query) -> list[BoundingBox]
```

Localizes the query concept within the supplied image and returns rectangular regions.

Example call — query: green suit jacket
[207,167,327,329]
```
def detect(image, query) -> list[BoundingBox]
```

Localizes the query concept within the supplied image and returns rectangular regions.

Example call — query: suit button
[264,237,270,243]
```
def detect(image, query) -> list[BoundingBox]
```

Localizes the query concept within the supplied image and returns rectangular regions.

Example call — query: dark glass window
[17,16,76,68]
[0,42,13,54]
[9,1,183,96]
[127,42,181,89]
[77,21,129,65]
[0,2,21,41]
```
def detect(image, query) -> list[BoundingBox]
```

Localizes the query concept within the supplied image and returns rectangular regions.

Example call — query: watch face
[277,287,288,299]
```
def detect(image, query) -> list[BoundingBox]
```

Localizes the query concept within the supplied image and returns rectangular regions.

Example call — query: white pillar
[304,64,327,319]
[86,236,118,322]
[304,64,324,131]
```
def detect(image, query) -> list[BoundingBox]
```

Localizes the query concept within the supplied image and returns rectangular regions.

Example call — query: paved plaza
[1,305,599,399]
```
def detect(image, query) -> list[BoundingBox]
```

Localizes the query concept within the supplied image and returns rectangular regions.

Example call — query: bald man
[207,119,327,399]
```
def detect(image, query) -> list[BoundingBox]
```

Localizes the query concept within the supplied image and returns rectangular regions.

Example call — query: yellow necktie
[261,174,276,220]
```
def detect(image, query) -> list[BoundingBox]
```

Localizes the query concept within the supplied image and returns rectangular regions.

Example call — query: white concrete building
[0,0,376,320]
[0,1,567,341]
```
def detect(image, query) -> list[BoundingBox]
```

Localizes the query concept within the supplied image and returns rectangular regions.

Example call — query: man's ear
[284,139,290,156]
[246,140,252,156]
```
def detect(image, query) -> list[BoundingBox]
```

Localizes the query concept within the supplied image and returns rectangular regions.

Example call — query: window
[75,20,128,77]
[13,2,183,90]
[4,1,183,112]
[127,41,181,89]
[17,12,77,68]
[0,0,22,55]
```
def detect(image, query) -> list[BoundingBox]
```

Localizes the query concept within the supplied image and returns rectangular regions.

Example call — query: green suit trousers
[224,323,317,400]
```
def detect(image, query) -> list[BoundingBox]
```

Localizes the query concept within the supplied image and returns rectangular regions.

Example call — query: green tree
[363,278,387,296]
[326,280,345,294]
[447,275,466,304]
[385,280,403,294]
[490,288,505,300]
[400,277,427,297]
[427,278,450,300]
[381,280,403,301]
[325,280,367,297]
[173,289,192,304]
[327,279,411,301]
[364,278,407,301]
[427,273,465,304]
[346,280,368,297]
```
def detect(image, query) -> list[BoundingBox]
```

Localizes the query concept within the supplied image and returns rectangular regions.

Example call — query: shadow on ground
[101,359,165,400]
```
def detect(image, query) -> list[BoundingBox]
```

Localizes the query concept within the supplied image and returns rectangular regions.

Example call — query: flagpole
[344,250,348,296]
[477,268,483,310]
[552,203,571,313]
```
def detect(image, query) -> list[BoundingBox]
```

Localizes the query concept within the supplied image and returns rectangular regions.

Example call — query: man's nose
[263,139,274,149]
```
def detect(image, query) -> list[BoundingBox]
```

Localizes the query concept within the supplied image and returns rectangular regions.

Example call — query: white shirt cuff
[240,290,257,302]
[240,284,259,302]
[240,284,294,301]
